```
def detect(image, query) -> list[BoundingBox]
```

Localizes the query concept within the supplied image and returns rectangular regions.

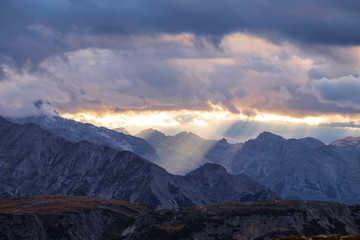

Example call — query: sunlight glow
[61,106,330,136]
[254,114,325,126]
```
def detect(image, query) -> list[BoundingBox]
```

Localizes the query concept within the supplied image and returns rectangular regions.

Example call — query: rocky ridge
[10,114,157,160]
[230,132,360,204]
[0,116,278,209]
[138,129,360,204]
[1,196,359,240]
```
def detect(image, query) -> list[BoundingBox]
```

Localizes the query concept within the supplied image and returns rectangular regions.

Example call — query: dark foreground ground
[0,196,359,240]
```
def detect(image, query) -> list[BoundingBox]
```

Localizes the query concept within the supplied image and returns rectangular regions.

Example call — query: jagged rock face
[231,132,360,204]
[137,129,242,174]
[1,197,359,240]
[0,195,151,240]
[331,136,360,150]
[0,116,278,209]
[10,115,157,159]
[124,200,360,240]
[184,163,280,203]
[204,138,243,169]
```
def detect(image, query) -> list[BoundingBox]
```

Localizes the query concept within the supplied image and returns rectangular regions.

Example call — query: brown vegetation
[0,195,151,216]
[274,234,360,240]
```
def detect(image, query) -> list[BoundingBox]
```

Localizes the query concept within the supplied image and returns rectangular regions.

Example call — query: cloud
[321,121,360,129]
[1,31,359,119]
[223,120,360,144]
[314,75,360,108]
[1,0,360,66]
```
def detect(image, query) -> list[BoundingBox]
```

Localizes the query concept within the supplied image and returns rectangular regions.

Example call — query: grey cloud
[284,93,360,116]
[0,68,5,81]
[246,61,281,74]
[308,69,328,80]
[1,21,359,118]
[2,0,360,65]
[224,120,360,144]
[33,100,44,110]
[314,75,360,107]
[320,122,360,129]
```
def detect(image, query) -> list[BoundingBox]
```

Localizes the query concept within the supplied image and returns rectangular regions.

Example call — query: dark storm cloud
[321,121,360,129]
[33,100,44,109]
[1,0,360,65]
[308,69,328,80]
[0,67,5,81]
[314,75,360,107]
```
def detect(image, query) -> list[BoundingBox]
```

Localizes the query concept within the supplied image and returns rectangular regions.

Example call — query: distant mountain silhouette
[0,116,279,209]
[137,129,242,174]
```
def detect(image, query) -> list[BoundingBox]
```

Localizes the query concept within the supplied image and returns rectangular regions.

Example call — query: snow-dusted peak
[34,100,60,117]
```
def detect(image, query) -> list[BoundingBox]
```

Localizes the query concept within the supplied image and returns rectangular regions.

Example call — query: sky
[1,0,360,143]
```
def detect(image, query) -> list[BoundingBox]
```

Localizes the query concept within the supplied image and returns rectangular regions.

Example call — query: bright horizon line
[59,108,360,144]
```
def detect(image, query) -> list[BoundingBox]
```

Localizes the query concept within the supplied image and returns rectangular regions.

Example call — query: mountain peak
[256,131,284,141]
[174,131,204,141]
[113,127,129,135]
[186,163,228,176]
[331,136,360,148]
[33,100,60,117]
[136,128,166,139]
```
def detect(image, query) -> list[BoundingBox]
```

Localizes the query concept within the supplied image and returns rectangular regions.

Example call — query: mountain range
[0,116,279,209]
[3,102,360,205]
[230,132,360,204]
[11,115,157,160]
[137,128,360,204]
[136,128,242,174]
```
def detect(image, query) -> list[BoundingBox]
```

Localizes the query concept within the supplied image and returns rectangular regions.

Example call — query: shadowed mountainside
[0,116,279,209]
[11,115,157,160]
[231,132,360,204]
[138,128,360,204]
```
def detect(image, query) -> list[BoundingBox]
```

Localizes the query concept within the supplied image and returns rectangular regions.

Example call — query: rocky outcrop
[184,163,280,203]
[274,234,360,240]
[125,200,360,240]
[1,196,359,240]
[331,136,360,150]
[0,195,151,240]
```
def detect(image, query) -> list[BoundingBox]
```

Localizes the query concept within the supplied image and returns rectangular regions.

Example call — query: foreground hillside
[0,195,151,240]
[0,196,359,240]
[0,116,278,209]
[275,235,360,240]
